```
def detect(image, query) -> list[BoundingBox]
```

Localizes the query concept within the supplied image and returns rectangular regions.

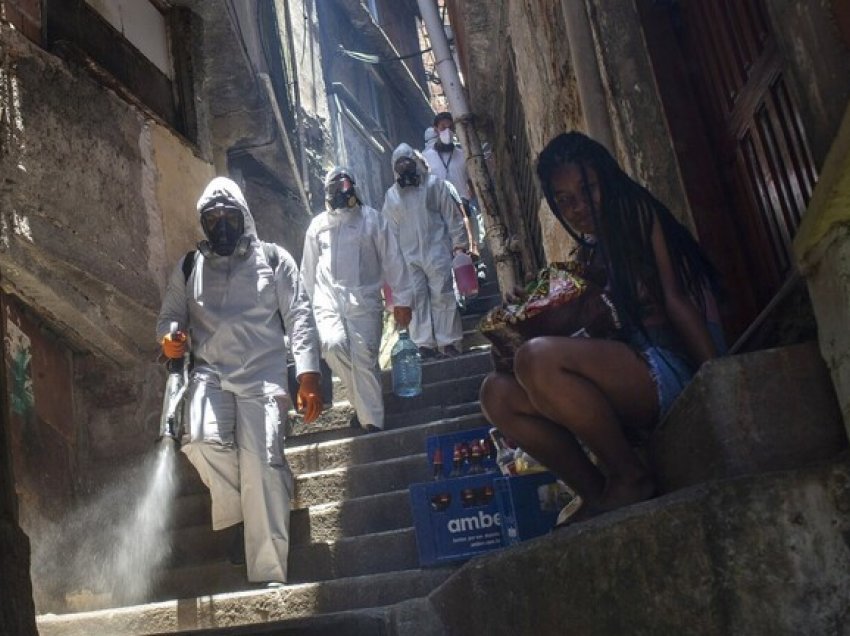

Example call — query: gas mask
[199,201,248,256]
[326,173,359,210]
[394,156,420,188]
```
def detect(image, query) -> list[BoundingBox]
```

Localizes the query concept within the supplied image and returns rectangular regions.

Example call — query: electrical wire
[336,44,433,65]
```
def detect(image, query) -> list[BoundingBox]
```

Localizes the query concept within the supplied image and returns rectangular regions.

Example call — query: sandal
[553,496,584,529]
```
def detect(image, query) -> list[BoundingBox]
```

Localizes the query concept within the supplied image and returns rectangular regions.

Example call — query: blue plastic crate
[425,426,498,479]
[409,473,505,566]
[495,472,571,545]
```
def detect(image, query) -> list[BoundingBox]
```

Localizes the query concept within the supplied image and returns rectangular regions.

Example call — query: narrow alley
[2,1,850,635]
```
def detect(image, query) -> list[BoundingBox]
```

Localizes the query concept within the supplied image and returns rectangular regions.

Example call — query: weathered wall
[0,23,212,476]
[455,0,692,270]
[786,2,850,438]
[766,0,850,169]
[274,0,334,209]
[586,0,691,228]
[795,103,850,435]
[504,0,582,265]
[0,27,210,365]
[403,460,850,635]
[319,0,432,210]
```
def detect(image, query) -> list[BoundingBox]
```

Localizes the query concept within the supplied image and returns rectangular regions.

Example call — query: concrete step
[288,527,418,583]
[461,328,490,349]
[383,373,486,415]
[173,411,488,499]
[36,568,456,635]
[168,523,418,583]
[459,292,501,316]
[293,452,429,509]
[650,342,848,492]
[288,400,485,448]
[290,489,412,544]
[152,607,394,636]
[170,411,489,531]
[285,412,489,475]
[407,459,850,636]
[379,349,492,393]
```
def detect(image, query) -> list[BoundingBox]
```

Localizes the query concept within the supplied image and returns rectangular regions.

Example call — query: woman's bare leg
[514,336,658,511]
[479,372,605,503]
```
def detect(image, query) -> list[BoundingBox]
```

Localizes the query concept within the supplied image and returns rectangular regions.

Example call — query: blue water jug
[391,330,422,397]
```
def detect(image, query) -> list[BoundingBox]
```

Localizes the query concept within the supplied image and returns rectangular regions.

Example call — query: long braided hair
[537,132,719,330]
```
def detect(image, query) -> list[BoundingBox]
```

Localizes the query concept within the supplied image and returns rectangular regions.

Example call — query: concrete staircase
[37,274,850,634]
[37,284,503,635]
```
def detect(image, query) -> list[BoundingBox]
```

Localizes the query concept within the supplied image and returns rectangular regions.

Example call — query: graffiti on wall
[4,314,33,417]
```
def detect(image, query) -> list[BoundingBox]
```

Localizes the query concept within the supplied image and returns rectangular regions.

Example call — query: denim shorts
[628,322,724,419]
[640,345,694,417]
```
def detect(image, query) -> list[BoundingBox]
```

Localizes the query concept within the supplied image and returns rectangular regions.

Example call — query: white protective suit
[382,144,468,350]
[423,142,470,199]
[301,167,411,430]
[156,177,320,584]
[424,140,484,245]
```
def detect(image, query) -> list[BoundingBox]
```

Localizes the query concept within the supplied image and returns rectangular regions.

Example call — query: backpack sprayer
[158,322,189,443]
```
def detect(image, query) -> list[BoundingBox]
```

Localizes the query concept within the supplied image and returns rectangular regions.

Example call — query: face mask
[439,129,452,145]
[200,205,245,256]
[326,175,358,210]
[394,157,420,188]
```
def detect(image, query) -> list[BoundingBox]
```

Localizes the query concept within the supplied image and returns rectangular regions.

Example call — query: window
[84,0,173,79]
[366,71,388,135]
[43,0,196,139]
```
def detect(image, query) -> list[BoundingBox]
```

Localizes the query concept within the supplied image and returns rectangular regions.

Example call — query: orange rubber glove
[393,306,412,329]
[161,331,187,359]
[297,372,323,424]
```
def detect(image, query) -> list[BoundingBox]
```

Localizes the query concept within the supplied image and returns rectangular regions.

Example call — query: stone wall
[766,0,850,168]
[784,1,850,438]
[400,460,850,635]
[454,0,691,269]
[273,0,334,210]
[795,104,850,436]
[0,22,213,494]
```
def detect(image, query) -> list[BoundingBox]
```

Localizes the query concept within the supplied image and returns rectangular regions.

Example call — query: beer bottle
[432,447,444,480]
[450,444,463,477]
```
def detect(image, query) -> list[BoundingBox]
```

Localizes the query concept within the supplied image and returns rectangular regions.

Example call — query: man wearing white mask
[301,167,413,432]
[423,112,480,257]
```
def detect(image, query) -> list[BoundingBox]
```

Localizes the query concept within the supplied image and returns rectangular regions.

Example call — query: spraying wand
[158,322,188,443]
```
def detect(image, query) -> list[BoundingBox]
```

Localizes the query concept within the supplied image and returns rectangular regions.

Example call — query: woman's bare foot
[598,473,656,512]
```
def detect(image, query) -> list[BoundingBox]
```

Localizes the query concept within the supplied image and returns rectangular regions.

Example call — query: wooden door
[638,0,817,340]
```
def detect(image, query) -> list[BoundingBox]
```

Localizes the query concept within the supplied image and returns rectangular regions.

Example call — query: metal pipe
[258,73,312,218]
[561,0,615,152]
[416,0,518,294]
[281,0,311,199]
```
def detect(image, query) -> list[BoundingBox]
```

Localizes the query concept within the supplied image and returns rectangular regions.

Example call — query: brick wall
[1,0,41,45]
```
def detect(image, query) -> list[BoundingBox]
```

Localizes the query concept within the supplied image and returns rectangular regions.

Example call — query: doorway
[638,0,817,342]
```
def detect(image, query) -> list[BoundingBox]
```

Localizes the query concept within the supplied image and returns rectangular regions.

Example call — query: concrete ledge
[650,342,848,492]
[37,568,456,635]
[412,459,850,635]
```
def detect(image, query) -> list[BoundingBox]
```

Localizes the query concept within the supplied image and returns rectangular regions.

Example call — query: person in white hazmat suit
[382,144,469,358]
[157,176,323,586]
[301,167,413,432]
[423,112,481,255]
